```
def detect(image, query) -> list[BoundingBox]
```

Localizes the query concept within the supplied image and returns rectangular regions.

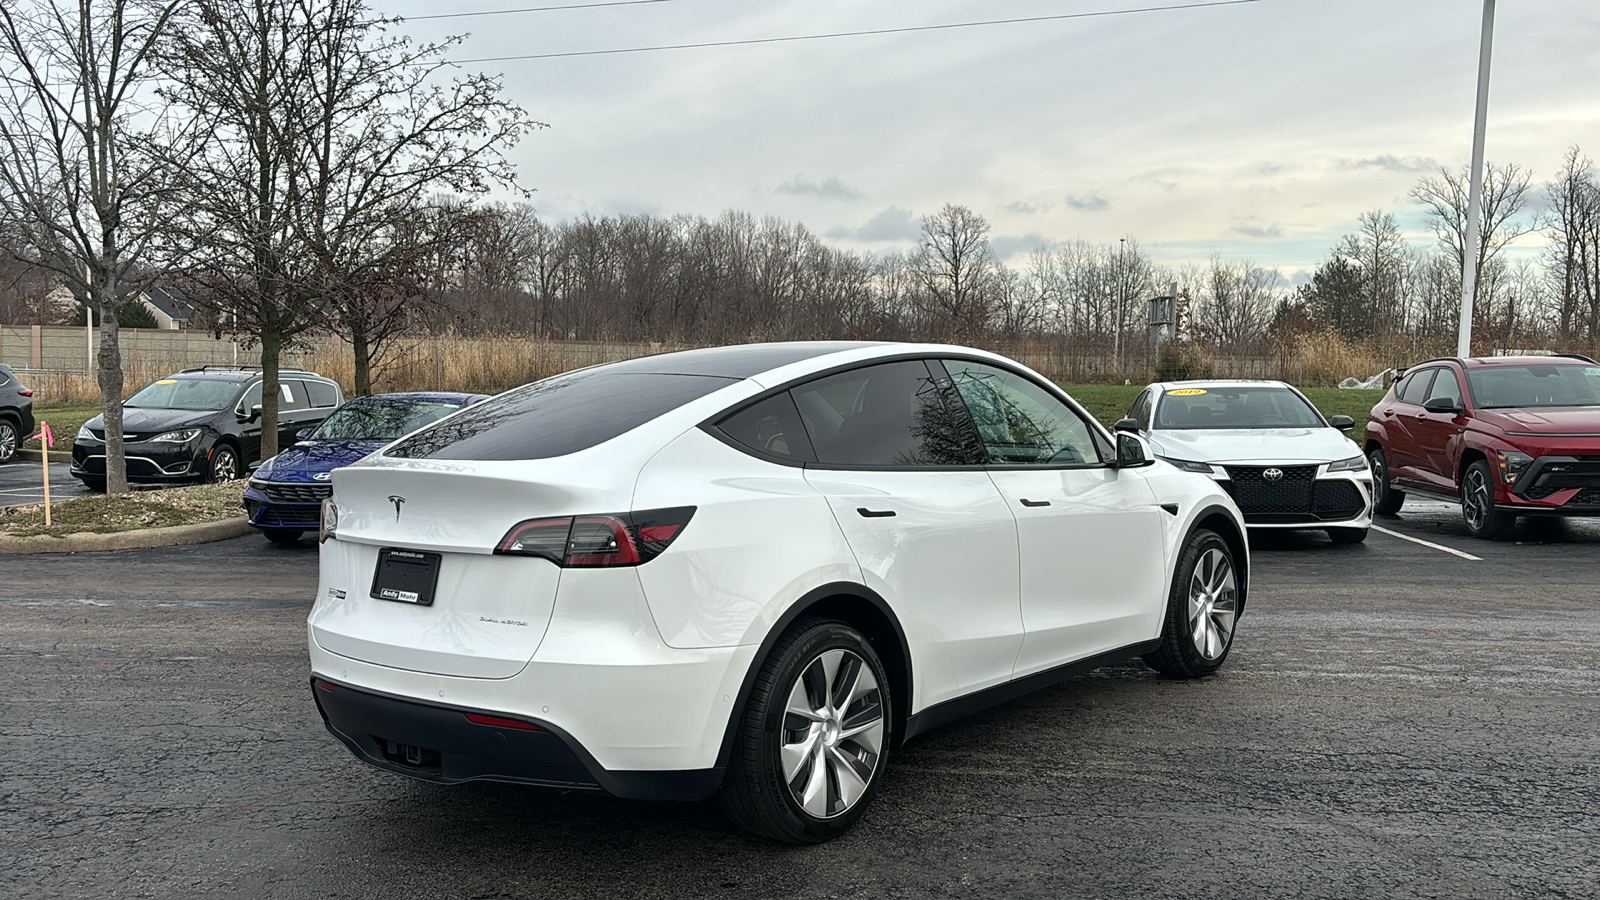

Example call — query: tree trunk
[259,329,282,461]
[94,273,128,495]
[352,319,372,396]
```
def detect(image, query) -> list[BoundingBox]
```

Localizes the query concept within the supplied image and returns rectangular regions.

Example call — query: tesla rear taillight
[494,506,694,567]
[464,713,543,731]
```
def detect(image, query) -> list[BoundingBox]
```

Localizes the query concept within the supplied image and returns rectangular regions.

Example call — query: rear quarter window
[386,370,738,461]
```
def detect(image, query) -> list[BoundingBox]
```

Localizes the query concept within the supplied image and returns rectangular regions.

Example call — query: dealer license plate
[370,548,441,606]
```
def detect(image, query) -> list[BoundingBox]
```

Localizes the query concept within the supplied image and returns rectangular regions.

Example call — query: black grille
[1570,487,1600,507]
[257,506,320,527]
[257,482,332,503]
[1313,480,1366,520]
[1223,465,1317,519]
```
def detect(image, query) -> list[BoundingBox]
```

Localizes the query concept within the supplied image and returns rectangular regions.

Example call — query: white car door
[793,359,1024,713]
[943,360,1169,678]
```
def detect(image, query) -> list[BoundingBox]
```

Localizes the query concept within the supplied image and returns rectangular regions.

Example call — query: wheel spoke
[785,678,825,724]
[829,654,861,714]
[796,740,829,817]
[1207,553,1232,594]
[826,745,872,812]
[781,730,819,783]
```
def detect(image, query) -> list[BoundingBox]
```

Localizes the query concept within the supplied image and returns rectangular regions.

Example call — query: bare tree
[1195,255,1279,346]
[1336,210,1411,338]
[909,204,996,339]
[0,0,188,493]
[1410,162,1536,322]
[1544,147,1600,343]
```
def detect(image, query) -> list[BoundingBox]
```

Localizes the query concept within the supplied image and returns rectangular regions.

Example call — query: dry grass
[0,480,246,537]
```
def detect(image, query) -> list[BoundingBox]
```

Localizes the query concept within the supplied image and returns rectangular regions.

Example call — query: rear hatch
[309,457,633,679]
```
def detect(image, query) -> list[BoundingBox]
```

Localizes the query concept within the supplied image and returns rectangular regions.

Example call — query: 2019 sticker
[1167,388,1208,396]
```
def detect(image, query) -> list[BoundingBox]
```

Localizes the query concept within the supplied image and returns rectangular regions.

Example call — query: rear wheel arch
[717,583,913,772]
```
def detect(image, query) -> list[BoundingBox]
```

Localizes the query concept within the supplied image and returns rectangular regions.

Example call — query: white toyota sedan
[1120,379,1373,543]
[308,342,1249,842]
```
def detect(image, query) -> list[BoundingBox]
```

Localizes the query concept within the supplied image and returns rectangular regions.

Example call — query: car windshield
[311,398,466,441]
[1155,386,1326,429]
[125,377,240,411]
[1468,364,1600,408]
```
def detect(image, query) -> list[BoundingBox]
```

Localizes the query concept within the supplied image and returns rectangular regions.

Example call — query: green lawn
[1060,384,1386,433]
[26,404,99,454]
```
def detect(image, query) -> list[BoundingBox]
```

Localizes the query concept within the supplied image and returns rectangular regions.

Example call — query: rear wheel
[1327,527,1368,544]
[0,418,18,463]
[1461,459,1516,540]
[1144,529,1239,678]
[1369,447,1404,516]
[263,529,304,545]
[718,619,890,844]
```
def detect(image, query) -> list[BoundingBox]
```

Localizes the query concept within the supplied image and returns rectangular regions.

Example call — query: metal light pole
[1456,0,1496,359]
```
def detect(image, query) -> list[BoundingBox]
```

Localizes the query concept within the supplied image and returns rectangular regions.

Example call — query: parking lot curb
[0,517,254,554]
[14,449,73,464]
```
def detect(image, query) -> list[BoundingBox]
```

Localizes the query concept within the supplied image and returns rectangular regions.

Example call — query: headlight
[151,429,202,443]
[1327,455,1369,473]
[319,499,339,544]
[76,424,96,442]
[1158,456,1215,475]
[1495,450,1534,484]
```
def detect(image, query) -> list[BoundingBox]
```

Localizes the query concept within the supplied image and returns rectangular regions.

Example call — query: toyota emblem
[1263,468,1284,482]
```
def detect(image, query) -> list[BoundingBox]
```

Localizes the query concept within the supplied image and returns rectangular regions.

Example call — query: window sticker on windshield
[1167,388,1207,396]
[156,379,177,384]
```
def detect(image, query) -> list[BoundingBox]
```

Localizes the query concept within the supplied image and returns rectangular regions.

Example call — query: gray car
[0,363,37,464]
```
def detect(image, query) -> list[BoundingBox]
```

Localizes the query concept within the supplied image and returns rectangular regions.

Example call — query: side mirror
[1113,417,1140,433]
[1114,431,1156,469]
[240,404,262,423]
[1422,397,1461,415]
[1328,415,1356,430]
[296,428,312,441]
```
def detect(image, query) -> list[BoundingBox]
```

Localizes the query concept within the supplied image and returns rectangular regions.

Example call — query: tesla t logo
[1263,468,1284,482]
[388,495,406,521]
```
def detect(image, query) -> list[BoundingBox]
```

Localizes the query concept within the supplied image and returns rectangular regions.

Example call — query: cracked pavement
[2,503,1599,899]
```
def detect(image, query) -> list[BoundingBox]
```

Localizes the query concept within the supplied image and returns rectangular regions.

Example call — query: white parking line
[1371,524,1483,561]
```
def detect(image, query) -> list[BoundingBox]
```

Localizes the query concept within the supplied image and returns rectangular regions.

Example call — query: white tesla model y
[308,342,1249,842]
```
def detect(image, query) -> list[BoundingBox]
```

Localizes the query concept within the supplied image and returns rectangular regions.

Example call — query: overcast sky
[378,0,1600,281]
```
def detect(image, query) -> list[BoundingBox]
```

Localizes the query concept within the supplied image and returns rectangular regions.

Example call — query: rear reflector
[314,678,337,692]
[464,713,543,731]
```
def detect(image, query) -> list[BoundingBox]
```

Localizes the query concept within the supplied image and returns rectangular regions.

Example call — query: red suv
[1363,355,1600,539]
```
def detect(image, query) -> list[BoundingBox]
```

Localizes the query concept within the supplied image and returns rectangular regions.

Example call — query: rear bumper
[310,678,723,800]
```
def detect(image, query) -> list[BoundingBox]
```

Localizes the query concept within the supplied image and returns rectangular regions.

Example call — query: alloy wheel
[211,447,239,482]
[0,421,16,462]
[781,648,885,819]
[1463,467,1490,531]
[1370,452,1386,502]
[1188,547,1237,660]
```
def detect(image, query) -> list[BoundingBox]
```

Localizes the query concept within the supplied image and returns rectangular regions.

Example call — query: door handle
[1019,499,1051,508]
[1160,503,1180,516]
[856,507,896,518]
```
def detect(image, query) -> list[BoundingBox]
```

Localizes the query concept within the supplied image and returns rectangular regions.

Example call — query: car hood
[1473,406,1600,436]
[1149,427,1361,465]
[85,408,216,438]
[255,439,387,482]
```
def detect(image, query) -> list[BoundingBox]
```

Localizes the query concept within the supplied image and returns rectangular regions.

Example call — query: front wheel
[206,444,240,483]
[1144,528,1240,678]
[1461,459,1516,539]
[718,619,891,844]
[1369,447,1404,516]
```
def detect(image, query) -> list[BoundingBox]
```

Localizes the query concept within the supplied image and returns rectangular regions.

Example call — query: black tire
[263,529,304,545]
[206,443,241,483]
[1327,527,1368,544]
[718,618,891,844]
[1369,447,1404,516]
[1461,459,1516,540]
[0,417,18,463]
[1144,528,1240,679]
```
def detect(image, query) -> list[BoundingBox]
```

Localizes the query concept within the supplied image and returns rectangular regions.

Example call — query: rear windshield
[1155,386,1325,429]
[312,398,466,441]
[126,377,241,411]
[385,370,737,461]
[1467,364,1600,408]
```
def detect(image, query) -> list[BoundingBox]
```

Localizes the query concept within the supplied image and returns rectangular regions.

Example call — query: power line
[407,0,672,22]
[446,0,1262,63]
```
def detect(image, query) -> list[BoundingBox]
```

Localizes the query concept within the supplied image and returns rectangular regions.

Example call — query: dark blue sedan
[244,392,489,544]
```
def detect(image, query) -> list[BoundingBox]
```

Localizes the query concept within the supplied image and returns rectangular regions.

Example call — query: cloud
[827,206,921,243]
[1064,193,1112,212]
[775,175,862,201]
[990,233,1062,262]
[1336,154,1438,174]
[1003,200,1048,215]
[1231,217,1285,239]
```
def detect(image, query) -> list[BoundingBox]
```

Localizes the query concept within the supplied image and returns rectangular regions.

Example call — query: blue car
[244,392,489,544]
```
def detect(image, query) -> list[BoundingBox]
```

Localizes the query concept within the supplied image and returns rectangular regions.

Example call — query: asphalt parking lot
[0,459,89,509]
[3,503,1598,899]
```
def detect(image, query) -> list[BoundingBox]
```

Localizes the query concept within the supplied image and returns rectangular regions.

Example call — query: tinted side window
[306,380,340,409]
[1398,369,1436,405]
[793,360,978,467]
[281,381,310,411]
[1425,368,1463,407]
[1130,390,1154,430]
[945,360,1102,466]
[386,371,737,461]
[715,392,816,463]
[237,382,262,415]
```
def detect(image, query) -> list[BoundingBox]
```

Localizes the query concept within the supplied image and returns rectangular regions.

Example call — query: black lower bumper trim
[310,677,724,801]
